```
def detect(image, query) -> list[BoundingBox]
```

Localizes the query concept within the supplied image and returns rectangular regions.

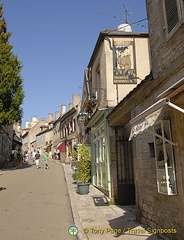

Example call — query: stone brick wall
[170,92,184,239]
[0,125,13,166]
[146,0,184,79]
[28,119,47,152]
[109,133,118,201]
[132,94,184,239]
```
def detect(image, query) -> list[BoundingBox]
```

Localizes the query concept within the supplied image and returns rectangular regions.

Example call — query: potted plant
[75,142,91,194]
[12,150,23,168]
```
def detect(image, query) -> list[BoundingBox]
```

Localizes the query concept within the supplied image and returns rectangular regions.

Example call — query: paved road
[0,160,76,240]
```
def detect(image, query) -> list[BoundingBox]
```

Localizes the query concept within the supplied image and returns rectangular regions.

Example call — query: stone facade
[108,73,184,240]
[22,131,28,153]
[85,28,151,199]
[146,0,184,80]
[36,126,53,156]
[130,2,184,239]
[88,30,150,107]
[107,1,184,234]
[52,94,81,162]
[22,117,48,153]
[131,89,184,240]
[0,125,13,166]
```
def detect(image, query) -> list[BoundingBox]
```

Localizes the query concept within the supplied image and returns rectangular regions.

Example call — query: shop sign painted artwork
[113,41,137,84]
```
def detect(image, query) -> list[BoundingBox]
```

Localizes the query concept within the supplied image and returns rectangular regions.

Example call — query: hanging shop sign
[113,41,137,84]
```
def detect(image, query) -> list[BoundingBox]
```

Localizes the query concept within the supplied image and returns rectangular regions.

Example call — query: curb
[62,164,88,240]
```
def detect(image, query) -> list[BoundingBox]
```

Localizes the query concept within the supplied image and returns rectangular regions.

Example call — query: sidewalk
[62,162,165,240]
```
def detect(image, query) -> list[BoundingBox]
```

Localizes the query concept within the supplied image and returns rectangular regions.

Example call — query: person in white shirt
[32,150,36,164]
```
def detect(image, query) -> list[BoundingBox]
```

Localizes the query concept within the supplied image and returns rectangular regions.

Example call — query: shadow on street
[0,162,33,172]
[108,206,163,239]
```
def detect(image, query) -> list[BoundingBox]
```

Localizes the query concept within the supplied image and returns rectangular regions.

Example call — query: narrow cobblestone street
[0,160,76,240]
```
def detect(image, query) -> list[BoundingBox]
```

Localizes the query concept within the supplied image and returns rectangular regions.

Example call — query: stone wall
[28,119,47,152]
[109,132,117,201]
[133,94,184,240]
[146,0,184,80]
[170,92,184,239]
[0,126,13,166]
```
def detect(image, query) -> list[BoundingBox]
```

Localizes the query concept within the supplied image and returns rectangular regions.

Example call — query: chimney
[26,120,30,128]
[60,105,66,115]
[72,94,81,107]
[48,113,53,122]
[68,102,72,110]
[32,116,38,123]
[55,111,60,120]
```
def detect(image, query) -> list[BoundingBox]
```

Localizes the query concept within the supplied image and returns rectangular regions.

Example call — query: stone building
[83,25,151,199]
[53,94,81,162]
[0,125,13,166]
[22,116,48,153]
[36,114,54,155]
[12,121,22,155]
[130,1,184,239]
[107,1,184,239]
[22,131,29,153]
[0,121,22,167]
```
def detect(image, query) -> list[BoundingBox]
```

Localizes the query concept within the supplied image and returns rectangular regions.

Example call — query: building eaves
[40,125,48,128]
[13,138,22,146]
[36,127,52,136]
[49,120,56,124]
[22,131,29,138]
[88,30,149,68]
[107,72,154,120]
[22,128,30,131]
[53,107,77,126]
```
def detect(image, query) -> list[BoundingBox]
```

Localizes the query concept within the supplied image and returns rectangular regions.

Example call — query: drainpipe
[86,69,91,100]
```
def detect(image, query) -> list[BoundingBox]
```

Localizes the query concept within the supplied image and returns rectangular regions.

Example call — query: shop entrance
[116,137,135,205]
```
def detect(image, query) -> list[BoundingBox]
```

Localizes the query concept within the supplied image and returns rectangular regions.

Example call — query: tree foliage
[0,4,24,126]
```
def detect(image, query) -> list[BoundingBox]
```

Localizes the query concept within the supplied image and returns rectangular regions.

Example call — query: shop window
[153,120,177,195]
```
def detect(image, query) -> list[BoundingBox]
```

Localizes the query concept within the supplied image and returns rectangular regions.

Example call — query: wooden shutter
[164,0,180,34]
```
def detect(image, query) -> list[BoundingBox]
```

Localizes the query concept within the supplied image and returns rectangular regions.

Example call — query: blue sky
[2,0,148,128]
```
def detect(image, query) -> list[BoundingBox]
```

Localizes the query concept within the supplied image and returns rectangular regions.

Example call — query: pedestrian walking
[35,151,40,169]
[32,149,36,164]
[23,151,29,164]
[42,150,49,169]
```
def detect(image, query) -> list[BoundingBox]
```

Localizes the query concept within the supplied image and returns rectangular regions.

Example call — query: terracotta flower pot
[13,161,22,168]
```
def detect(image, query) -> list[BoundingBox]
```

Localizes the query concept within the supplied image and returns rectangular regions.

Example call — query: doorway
[116,137,135,205]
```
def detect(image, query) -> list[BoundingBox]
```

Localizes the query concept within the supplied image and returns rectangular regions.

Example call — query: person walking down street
[32,149,36,164]
[23,151,29,164]
[35,151,40,169]
[42,150,49,169]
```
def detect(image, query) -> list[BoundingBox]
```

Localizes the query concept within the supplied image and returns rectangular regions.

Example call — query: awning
[129,98,184,141]
[56,141,66,152]
[129,108,163,140]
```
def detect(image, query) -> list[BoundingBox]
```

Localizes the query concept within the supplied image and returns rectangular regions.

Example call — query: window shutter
[164,0,180,33]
